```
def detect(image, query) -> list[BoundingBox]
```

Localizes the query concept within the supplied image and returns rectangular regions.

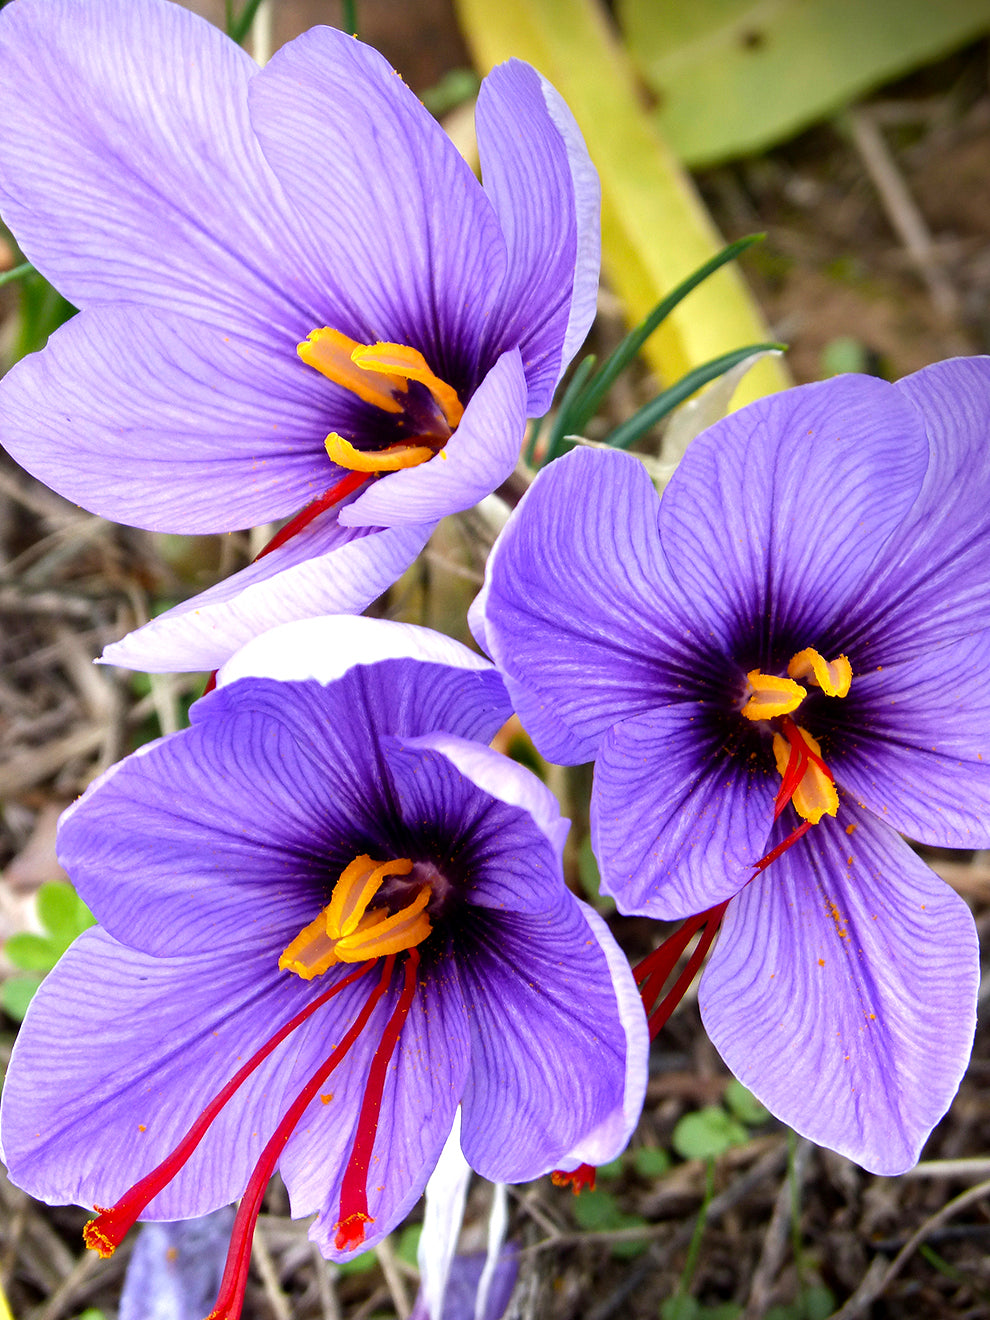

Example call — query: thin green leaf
[540,353,598,466]
[226,0,267,45]
[570,234,765,429]
[602,343,784,451]
[0,261,33,288]
[341,0,359,38]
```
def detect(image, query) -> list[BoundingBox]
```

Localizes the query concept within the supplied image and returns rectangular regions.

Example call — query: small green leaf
[723,1079,771,1128]
[5,932,61,973]
[820,336,870,377]
[672,1106,748,1161]
[632,1146,671,1178]
[37,881,96,946]
[596,1157,624,1180]
[661,1298,699,1320]
[1,973,42,1021]
[571,1188,649,1257]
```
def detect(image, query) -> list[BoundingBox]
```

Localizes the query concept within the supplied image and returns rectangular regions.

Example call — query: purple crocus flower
[471,359,990,1174]
[0,0,598,672]
[0,617,646,1320]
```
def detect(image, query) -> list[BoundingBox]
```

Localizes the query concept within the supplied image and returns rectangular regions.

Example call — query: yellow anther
[280,856,431,980]
[352,342,464,428]
[787,648,852,698]
[740,670,806,721]
[772,727,838,825]
[297,328,406,413]
[324,432,435,472]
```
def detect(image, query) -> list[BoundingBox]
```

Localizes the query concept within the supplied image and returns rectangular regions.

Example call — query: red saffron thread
[551,1163,597,1193]
[255,471,369,562]
[334,948,421,1250]
[207,955,400,1320]
[83,962,374,1257]
[634,902,730,1041]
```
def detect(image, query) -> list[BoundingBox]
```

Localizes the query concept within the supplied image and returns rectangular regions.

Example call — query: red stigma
[255,471,368,562]
[333,949,420,1250]
[551,1163,597,1193]
[634,901,730,1041]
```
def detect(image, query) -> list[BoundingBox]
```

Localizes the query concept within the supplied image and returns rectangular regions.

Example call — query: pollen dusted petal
[772,727,838,825]
[740,670,806,720]
[352,342,464,428]
[324,432,435,472]
[298,327,406,414]
[787,648,852,698]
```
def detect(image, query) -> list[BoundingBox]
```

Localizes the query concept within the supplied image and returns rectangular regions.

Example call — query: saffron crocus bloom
[472,360,990,1174]
[0,617,646,1320]
[0,0,598,672]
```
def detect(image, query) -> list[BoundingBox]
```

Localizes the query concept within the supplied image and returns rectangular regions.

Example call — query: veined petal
[101,512,433,673]
[339,350,528,528]
[699,805,978,1175]
[399,732,570,861]
[476,61,599,412]
[248,25,506,379]
[844,356,990,662]
[658,375,930,658]
[475,447,689,765]
[380,742,567,914]
[593,705,776,918]
[0,929,387,1218]
[0,0,325,342]
[280,961,471,1262]
[830,627,990,848]
[0,304,342,533]
[458,893,647,1180]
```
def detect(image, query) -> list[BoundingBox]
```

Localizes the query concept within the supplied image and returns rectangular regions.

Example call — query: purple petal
[0,928,389,1217]
[593,705,776,918]
[60,668,510,954]
[119,1209,235,1320]
[658,375,930,653]
[101,512,433,673]
[0,303,359,533]
[475,61,599,412]
[218,616,506,708]
[698,805,978,1174]
[280,959,471,1262]
[474,447,686,764]
[339,350,528,528]
[458,894,647,1180]
[0,0,322,341]
[833,627,990,848]
[248,24,506,373]
[400,732,571,861]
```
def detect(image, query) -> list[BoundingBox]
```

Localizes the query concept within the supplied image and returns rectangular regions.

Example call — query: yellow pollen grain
[845,822,857,835]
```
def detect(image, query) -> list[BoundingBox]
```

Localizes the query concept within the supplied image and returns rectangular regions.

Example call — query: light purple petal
[339,351,528,528]
[593,704,776,919]
[0,928,388,1217]
[475,61,599,412]
[832,627,990,848]
[0,0,323,342]
[281,960,471,1262]
[400,733,571,861]
[458,892,646,1181]
[699,805,978,1174]
[658,375,930,655]
[414,1114,472,1320]
[218,615,502,694]
[101,513,433,673]
[0,303,356,533]
[248,25,506,374]
[119,1209,235,1320]
[842,355,990,661]
[476,447,688,764]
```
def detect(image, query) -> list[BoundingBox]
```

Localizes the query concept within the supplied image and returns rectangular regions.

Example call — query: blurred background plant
[3,1,990,1318]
